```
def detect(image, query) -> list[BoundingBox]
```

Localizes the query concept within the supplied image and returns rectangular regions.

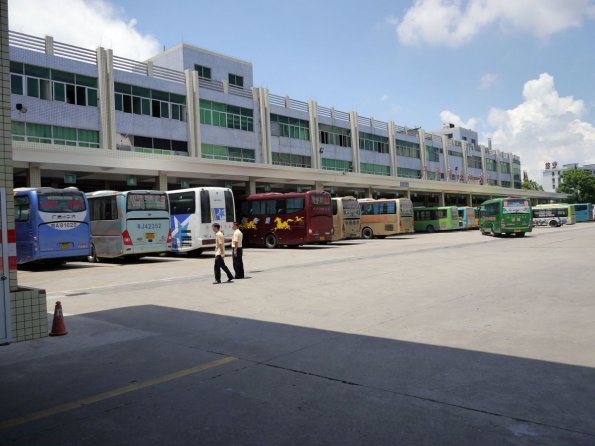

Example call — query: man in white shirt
[212,223,233,284]
[232,222,244,279]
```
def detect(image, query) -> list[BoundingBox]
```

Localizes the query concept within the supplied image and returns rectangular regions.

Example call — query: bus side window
[276,199,287,215]
[265,200,276,215]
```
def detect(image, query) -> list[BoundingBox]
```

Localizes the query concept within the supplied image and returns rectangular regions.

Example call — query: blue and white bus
[86,190,171,261]
[573,203,593,222]
[167,187,235,255]
[14,187,91,264]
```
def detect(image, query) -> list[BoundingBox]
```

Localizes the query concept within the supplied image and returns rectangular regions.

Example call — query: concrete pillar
[418,129,427,179]
[388,121,397,176]
[44,35,54,55]
[439,192,446,207]
[97,48,117,150]
[480,144,487,184]
[247,178,257,195]
[495,149,502,186]
[157,173,168,191]
[367,187,373,198]
[307,100,320,169]
[405,190,411,200]
[461,141,469,183]
[314,181,324,191]
[257,88,272,165]
[467,194,473,206]
[442,136,449,181]
[28,165,42,188]
[185,69,201,158]
[349,112,360,173]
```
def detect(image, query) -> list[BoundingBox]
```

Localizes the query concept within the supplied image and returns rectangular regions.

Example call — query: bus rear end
[27,189,91,263]
[398,199,414,234]
[305,191,333,243]
[124,191,171,256]
[501,198,532,235]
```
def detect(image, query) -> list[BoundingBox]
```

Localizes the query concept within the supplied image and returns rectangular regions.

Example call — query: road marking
[0,356,237,431]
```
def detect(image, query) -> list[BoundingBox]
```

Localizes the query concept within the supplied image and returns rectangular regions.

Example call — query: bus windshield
[310,193,331,206]
[38,193,86,212]
[127,193,168,211]
[503,199,530,214]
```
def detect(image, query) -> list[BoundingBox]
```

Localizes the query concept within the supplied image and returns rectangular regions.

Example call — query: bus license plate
[59,242,72,249]
[514,229,520,232]
[319,236,325,241]
[146,233,155,239]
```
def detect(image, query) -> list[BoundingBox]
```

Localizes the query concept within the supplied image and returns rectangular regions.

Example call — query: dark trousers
[214,255,233,282]
[233,248,244,279]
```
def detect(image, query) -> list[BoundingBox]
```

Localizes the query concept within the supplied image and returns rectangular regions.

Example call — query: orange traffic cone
[49,301,68,336]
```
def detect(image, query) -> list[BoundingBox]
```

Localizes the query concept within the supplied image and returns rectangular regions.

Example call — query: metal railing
[53,40,96,64]
[153,65,185,83]
[9,31,45,53]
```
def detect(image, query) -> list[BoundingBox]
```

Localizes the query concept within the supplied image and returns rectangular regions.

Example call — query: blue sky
[8,0,595,183]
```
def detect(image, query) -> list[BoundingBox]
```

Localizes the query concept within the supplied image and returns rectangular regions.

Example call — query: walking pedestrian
[212,223,233,284]
[232,222,244,279]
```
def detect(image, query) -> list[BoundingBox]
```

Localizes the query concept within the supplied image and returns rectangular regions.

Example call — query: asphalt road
[1,224,594,445]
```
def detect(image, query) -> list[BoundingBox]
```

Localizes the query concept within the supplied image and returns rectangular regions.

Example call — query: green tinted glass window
[51,70,75,83]
[11,74,23,95]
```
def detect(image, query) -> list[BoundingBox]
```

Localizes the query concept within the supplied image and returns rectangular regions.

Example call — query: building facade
[542,162,595,192]
[7,30,560,207]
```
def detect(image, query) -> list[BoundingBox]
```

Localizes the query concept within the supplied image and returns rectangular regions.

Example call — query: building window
[426,145,440,162]
[270,114,310,140]
[469,156,482,169]
[199,100,253,131]
[486,158,497,171]
[228,73,244,87]
[115,83,186,121]
[117,134,188,155]
[10,62,98,107]
[397,167,421,179]
[321,158,353,172]
[359,132,389,153]
[194,64,211,80]
[319,124,351,148]
[272,152,311,168]
[12,121,100,148]
[360,163,390,176]
[396,140,420,159]
[202,144,255,163]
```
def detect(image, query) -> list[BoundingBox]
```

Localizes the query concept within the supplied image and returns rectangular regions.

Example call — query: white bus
[167,187,235,255]
[331,196,361,241]
[86,190,171,261]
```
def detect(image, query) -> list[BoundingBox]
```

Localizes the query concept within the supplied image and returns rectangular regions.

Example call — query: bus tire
[188,248,203,257]
[264,233,278,249]
[516,232,526,237]
[361,227,374,239]
[87,244,99,263]
[549,220,558,228]
[490,226,496,237]
[426,225,435,233]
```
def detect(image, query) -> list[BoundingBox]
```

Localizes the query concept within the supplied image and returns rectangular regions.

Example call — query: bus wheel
[549,220,558,228]
[426,225,435,233]
[516,232,526,237]
[490,226,496,236]
[264,233,278,249]
[361,227,374,239]
[188,249,203,257]
[87,245,99,263]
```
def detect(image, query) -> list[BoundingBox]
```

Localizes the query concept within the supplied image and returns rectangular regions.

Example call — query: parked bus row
[13,187,589,265]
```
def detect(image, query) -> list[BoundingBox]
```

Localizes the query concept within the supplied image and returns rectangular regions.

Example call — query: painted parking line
[0,356,237,431]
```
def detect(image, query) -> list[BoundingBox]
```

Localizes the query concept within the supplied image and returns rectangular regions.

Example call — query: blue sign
[213,208,226,221]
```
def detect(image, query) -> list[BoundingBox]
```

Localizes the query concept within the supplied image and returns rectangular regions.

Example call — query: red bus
[237,191,333,248]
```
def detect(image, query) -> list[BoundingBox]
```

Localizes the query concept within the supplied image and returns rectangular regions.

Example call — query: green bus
[413,206,459,232]
[478,197,532,237]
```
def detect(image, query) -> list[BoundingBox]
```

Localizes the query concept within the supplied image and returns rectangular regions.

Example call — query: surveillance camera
[319,147,324,154]
[16,103,27,113]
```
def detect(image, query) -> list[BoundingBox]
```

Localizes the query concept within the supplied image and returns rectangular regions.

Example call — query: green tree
[521,179,544,191]
[557,169,595,202]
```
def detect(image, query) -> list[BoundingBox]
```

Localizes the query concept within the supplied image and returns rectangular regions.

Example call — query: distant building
[542,162,595,192]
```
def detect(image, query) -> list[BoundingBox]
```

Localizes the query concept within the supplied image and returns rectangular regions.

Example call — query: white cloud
[381,94,390,102]
[8,0,161,60]
[479,73,498,90]
[487,73,595,181]
[440,110,477,129]
[392,0,595,47]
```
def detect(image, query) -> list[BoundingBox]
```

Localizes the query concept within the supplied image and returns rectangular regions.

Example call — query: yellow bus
[331,196,361,241]
[358,198,414,239]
